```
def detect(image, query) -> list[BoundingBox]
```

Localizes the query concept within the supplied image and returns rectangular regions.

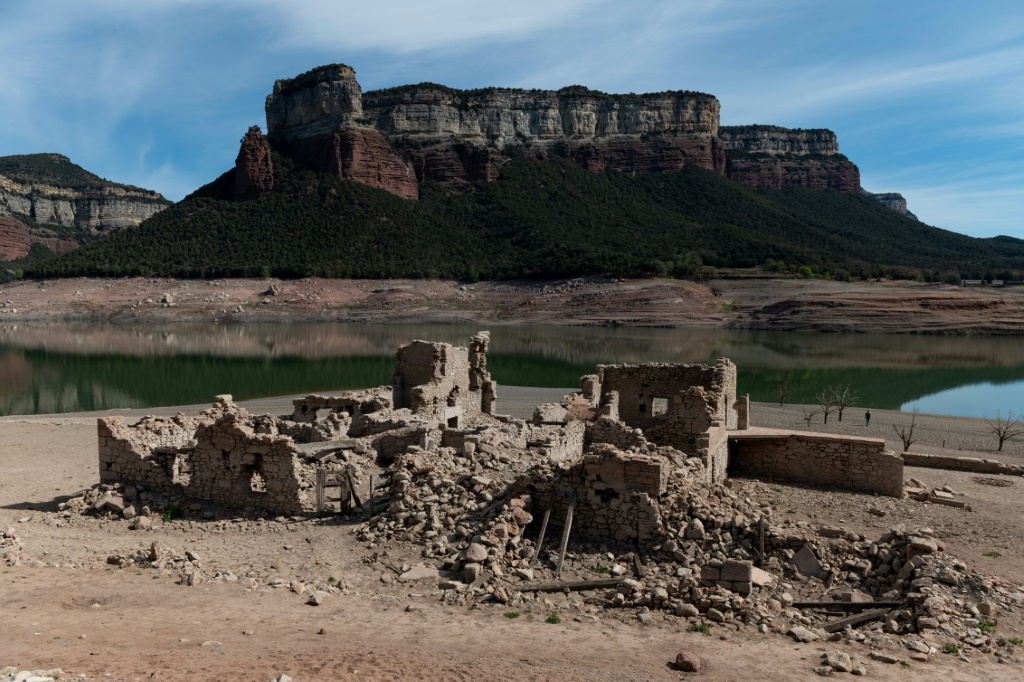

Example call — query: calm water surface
[1,322,1022,418]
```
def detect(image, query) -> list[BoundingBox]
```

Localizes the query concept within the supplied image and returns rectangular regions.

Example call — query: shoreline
[2,275,1024,334]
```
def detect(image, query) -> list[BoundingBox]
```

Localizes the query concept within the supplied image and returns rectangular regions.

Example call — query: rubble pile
[39,332,1020,671]
[0,527,23,567]
[0,666,63,682]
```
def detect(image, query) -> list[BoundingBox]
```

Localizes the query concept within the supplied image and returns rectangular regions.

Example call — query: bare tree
[829,384,858,422]
[777,380,790,407]
[892,410,919,452]
[802,408,819,427]
[816,388,835,424]
[984,411,1024,452]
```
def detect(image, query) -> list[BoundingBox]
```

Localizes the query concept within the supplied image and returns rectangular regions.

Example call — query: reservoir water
[1,322,1022,419]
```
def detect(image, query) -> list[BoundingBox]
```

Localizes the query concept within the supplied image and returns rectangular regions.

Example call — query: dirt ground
[2,276,1024,333]
[2,396,1024,680]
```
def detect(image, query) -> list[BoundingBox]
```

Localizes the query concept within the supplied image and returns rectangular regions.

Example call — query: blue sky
[1,0,1022,238]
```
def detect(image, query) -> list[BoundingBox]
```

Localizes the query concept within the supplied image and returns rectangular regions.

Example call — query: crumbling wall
[586,415,650,450]
[645,385,717,453]
[900,452,1024,476]
[290,388,391,424]
[728,432,903,497]
[597,359,738,433]
[574,445,668,545]
[391,332,496,425]
[98,415,193,487]
[692,424,729,484]
[373,423,443,462]
[98,401,312,514]
[183,412,307,513]
[528,420,585,462]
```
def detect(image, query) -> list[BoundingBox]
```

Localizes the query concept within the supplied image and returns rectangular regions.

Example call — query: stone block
[792,544,821,578]
[700,565,720,582]
[720,559,753,582]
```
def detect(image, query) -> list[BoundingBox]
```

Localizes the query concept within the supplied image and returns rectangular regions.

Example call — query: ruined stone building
[96,332,902,549]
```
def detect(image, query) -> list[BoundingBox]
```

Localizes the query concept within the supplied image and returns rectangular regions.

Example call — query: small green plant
[161,506,183,523]
[327,576,336,583]
[898,660,911,668]
[979,622,996,634]
[943,644,959,655]
[687,623,710,635]
[983,551,1002,558]
[545,612,560,624]
[1008,638,1023,646]
[771,487,782,493]
[592,565,609,574]
[504,611,520,619]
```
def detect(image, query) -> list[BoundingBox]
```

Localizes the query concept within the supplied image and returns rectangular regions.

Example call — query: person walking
[865,409,871,427]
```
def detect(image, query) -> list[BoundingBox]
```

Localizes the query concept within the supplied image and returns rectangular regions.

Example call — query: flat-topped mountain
[29,63,1024,283]
[252,64,856,199]
[0,154,171,262]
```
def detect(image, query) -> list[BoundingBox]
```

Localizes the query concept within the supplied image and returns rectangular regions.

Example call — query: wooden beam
[821,609,893,633]
[556,491,576,577]
[531,508,551,566]
[794,602,902,611]
[511,577,624,593]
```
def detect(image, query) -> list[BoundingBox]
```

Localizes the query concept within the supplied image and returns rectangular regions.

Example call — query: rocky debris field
[3,396,1024,680]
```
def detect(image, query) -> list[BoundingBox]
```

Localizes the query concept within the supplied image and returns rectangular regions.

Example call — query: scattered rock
[674,650,701,672]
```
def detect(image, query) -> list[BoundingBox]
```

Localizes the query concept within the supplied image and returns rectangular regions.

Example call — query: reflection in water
[1,322,1023,418]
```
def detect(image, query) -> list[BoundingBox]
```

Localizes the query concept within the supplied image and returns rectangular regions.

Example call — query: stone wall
[373,423,442,462]
[597,359,738,433]
[901,452,1024,477]
[586,415,650,451]
[728,432,903,497]
[391,333,494,425]
[98,407,310,513]
[693,424,729,485]
[573,445,667,545]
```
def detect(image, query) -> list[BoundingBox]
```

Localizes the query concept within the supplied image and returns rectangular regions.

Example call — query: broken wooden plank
[531,508,552,566]
[822,608,893,633]
[631,552,645,579]
[511,577,624,593]
[556,491,576,577]
[794,601,902,611]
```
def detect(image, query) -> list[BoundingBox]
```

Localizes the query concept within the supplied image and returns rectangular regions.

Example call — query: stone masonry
[728,429,903,497]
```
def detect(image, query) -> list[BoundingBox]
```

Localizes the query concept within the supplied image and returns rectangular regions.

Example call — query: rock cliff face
[0,156,170,235]
[864,191,918,220]
[233,126,275,201]
[253,64,862,198]
[0,216,30,261]
[720,125,859,193]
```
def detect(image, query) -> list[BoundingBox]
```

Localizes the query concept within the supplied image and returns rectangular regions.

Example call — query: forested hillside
[27,150,1024,281]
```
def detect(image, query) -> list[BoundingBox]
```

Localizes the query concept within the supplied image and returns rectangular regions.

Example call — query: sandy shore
[3,276,1024,333]
[2,390,1024,680]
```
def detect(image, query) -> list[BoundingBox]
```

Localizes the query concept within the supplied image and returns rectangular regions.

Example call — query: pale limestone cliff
[266,64,364,141]
[718,125,839,156]
[362,85,720,147]
[864,191,919,220]
[0,173,169,234]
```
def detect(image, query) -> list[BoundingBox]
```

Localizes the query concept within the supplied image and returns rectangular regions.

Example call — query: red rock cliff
[720,125,860,192]
[233,126,274,201]
[0,216,30,261]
